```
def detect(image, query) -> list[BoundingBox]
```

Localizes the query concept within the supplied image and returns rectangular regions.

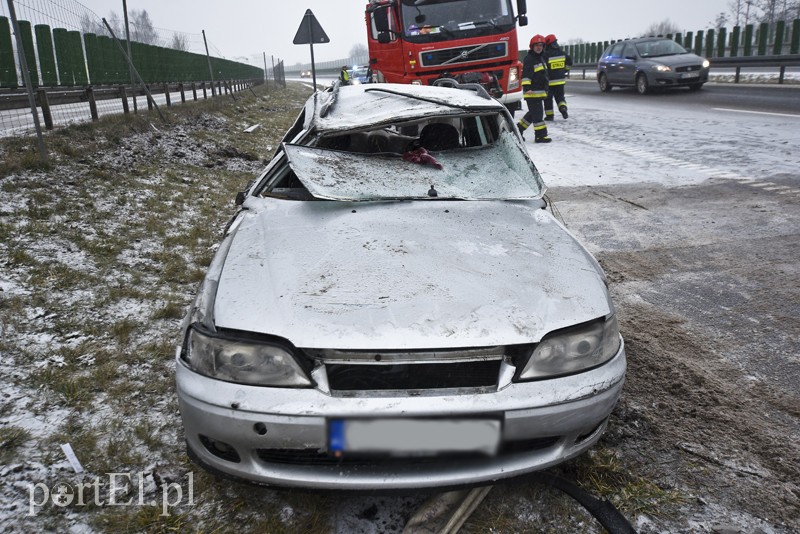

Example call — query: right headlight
[517,315,620,381]
[183,325,312,387]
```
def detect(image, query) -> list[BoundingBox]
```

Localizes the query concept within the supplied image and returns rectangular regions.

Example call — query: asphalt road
[565,77,800,115]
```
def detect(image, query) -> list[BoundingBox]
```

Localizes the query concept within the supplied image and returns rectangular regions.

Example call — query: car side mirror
[235,191,247,206]
[378,32,391,44]
[518,15,528,26]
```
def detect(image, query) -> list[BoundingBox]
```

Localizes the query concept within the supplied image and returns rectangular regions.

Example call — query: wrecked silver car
[176,82,626,489]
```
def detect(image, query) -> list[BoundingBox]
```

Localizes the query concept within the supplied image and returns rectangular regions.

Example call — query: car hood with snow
[213,196,611,350]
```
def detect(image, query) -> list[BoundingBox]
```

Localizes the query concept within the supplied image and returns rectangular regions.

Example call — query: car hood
[213,198,612,350]
[645,53,705,67]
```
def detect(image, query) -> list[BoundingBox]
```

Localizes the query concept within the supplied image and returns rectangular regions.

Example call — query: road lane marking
[713,108,800,118]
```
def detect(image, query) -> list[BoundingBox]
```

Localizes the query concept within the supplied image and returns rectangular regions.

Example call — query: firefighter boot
[559,105,569,119]
[534,133,552,144]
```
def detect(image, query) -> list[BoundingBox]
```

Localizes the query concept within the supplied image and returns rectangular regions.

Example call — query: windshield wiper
[472,19,499,30]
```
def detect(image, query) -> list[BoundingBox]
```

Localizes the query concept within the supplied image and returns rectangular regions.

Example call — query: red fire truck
[365,0,528,112]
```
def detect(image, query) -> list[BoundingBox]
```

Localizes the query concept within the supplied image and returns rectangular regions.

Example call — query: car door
[617,42,638,86]
[603,43,625,84]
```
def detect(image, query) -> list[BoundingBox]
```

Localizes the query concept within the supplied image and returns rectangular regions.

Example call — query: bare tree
[709,12,730,29]
[106,11,123,38]
[170,33,188,52]
[79,13,105,35]
[349,43,368,63]
[130,9,158,45]
[642,19,682,37]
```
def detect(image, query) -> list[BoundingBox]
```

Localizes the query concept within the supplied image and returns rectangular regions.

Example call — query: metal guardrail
[567,54,800,84]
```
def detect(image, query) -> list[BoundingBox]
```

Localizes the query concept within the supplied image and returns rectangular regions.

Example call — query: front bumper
[651,69,709,86]
[176,339,626,490]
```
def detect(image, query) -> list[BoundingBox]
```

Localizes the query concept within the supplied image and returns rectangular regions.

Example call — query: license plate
[681,72,700,78]
[329,418,501,456]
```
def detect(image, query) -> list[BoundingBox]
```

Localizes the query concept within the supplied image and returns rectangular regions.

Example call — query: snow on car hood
[213,198,612,350]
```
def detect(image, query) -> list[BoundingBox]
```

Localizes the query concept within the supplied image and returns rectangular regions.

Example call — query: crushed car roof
[308,83,506,132]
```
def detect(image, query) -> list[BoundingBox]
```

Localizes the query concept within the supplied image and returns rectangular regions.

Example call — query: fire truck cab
[365,0,528,112]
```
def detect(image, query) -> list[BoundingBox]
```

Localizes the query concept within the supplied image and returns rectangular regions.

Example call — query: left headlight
[702,59,710,68]
[517,316,621,381]
[652,64,671,72]
[183,325,312,387]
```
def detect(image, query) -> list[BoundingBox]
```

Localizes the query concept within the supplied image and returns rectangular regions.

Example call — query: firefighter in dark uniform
[543,34,572,121]
[517,34,551,143]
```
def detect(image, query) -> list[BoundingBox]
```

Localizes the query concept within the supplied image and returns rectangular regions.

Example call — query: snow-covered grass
[0,84,324,532]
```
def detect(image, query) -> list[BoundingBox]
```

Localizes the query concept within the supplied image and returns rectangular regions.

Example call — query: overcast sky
[9,1,731,66]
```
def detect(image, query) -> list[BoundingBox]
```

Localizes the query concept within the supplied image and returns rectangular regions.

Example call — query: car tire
[598,73,612,92]
[689,82,704,91]
[636,73,649,95]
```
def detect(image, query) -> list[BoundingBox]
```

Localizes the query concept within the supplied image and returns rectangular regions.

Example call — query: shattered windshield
[400,0,515,41]
[281,131,544,201]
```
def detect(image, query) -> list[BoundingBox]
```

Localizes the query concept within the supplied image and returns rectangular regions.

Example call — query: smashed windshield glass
[282,131,544,201]
[400,0,514,40]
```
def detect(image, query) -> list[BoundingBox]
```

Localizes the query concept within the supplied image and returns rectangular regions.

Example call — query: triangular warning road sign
[293,9,330,45]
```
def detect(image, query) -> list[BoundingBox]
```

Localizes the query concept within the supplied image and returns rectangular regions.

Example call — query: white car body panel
[213,197,610,350]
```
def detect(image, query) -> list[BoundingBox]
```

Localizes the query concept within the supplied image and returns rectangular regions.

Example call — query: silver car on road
[598,37,710,94]
[176,82,626,489]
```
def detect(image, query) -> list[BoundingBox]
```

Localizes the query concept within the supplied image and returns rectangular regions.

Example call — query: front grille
[326,360,501,391]
[419,42,508,67]
[675,65,701,72]
[255,436,559,466]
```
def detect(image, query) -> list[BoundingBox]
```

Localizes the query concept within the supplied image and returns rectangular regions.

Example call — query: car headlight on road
[183,325,312,387]
[517,316,620,380]
[702,59,710,68]
[652,64,671,72]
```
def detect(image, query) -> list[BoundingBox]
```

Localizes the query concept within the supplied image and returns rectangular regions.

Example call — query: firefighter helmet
[530,34,546,47]
[545,34,557,45]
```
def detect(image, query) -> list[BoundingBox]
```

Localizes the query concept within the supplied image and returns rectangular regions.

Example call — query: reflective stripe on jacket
[521,51,549,99]
[545,44,572,85]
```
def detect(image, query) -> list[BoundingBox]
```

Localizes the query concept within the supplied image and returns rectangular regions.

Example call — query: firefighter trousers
[544,84,567,119]
[518,97,549,140]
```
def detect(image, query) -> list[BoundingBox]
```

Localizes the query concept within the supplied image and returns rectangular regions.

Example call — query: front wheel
[636,73,650,95]
[598,73,612,92]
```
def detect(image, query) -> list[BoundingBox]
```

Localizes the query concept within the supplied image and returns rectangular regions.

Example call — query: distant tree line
[79,8,189,52]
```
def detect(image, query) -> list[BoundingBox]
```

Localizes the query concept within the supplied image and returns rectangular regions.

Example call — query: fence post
[684,32,693,50]
[744,25,753,56]
[730,26,740,57]
[86,86,98,121]
[7,0,47,162]
[757,22,768,55]
[120,85,129,114]
[717,27,726,57]
[706,29,715,57]
[102,17,164,121]
[163,83,171,106]
[192,82,197,101]
[792,19,800,55]
[694,30,704,55]
[773,20,785,55]
[36,88,53,129]
[202,29,216,97]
